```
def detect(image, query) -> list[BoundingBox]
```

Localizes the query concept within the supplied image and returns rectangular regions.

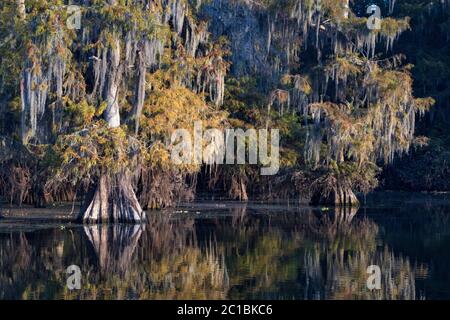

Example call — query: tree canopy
[0,0,446,220]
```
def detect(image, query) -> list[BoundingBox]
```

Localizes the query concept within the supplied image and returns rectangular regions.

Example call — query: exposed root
[80,173,145,224]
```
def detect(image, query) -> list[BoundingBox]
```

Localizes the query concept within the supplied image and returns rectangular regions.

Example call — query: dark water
[1,192,450,300]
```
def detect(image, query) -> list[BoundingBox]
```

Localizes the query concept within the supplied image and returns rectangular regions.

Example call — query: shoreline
[0,191,449,224]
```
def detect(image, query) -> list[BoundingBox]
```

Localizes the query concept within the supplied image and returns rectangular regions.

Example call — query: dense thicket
[0,0,443,222]
[200,0,434,203]
[0,0,230,222]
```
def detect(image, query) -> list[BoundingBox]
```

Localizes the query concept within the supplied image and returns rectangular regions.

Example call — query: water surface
[1,192,450,300]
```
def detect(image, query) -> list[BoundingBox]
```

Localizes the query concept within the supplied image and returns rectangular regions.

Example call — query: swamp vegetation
[0,0,448,223]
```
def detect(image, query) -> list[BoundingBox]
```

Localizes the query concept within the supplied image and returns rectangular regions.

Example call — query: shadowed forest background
[0,0,448,223]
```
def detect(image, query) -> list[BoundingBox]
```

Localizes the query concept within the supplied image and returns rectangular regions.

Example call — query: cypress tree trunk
[133,47,146,135]
[79,35,145,224]
[343,0,349,19]
[311,185,360,207]
[16,0,25,20]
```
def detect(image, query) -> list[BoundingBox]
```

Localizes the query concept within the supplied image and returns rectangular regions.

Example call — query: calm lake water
[1,192,450,300]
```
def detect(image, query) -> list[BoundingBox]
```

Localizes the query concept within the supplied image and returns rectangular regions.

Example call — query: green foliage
[0,0,446,207]
[216,0,435,198]
[51,121,137,187]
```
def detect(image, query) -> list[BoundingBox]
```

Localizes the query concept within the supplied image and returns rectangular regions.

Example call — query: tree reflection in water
[0,205,431,299]
[84,224,143,277]
[302,207,416,300]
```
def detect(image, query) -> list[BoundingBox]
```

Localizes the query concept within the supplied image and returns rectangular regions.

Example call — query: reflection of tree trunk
[83,224,143,275]
[333,206,358,226]
[325,206,359,233]
[231,203,248,226]
[17,233,31,268]
[309,206,360,239]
